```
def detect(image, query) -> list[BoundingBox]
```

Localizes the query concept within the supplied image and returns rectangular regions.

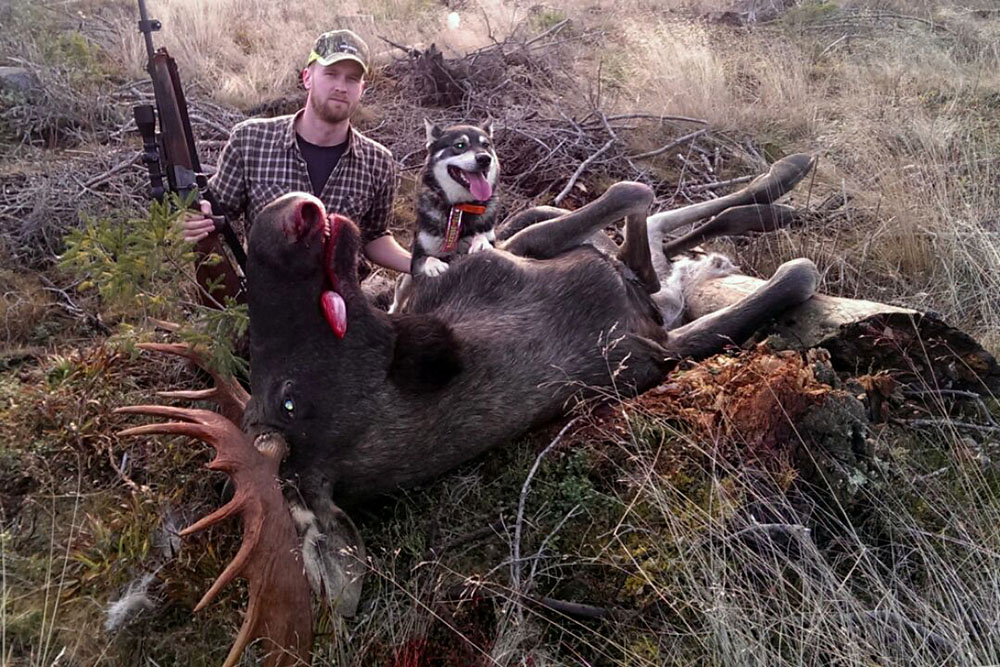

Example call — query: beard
[309,93,357,125]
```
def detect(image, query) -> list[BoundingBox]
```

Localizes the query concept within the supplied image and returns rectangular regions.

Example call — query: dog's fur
[410,118,500,276]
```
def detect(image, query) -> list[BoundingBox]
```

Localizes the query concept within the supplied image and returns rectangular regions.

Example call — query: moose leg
[617,212,660,293]
[501,182,653,259]
[496,205,568,241]
[499,205,621,255]
[663,258,819,359]
[660,204,798,259]
[290,479,367,617]
[646,153,816,239]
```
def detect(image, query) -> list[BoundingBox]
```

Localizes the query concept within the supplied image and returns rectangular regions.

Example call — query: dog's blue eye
[283,398,294,414]
[456,142,466,150]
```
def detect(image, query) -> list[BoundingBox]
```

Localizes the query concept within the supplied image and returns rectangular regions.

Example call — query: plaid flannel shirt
[208,110,395,245]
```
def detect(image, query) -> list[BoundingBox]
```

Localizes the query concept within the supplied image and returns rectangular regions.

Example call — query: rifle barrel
[136,0,157,67]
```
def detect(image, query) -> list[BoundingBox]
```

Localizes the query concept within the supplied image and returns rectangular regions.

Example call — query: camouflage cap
[307,29,369,74]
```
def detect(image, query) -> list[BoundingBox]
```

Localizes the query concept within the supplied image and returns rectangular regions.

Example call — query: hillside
[2,1,1000,665]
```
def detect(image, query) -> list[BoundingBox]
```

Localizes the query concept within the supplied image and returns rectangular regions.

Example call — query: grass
[2,0,1000,664]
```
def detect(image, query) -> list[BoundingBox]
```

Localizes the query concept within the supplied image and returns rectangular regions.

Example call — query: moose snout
[475,153,492,169]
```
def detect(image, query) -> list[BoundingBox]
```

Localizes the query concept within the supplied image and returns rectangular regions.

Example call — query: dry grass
[3,0,1000,665]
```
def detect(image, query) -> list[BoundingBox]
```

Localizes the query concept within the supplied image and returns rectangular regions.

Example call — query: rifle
[133,0,246,306]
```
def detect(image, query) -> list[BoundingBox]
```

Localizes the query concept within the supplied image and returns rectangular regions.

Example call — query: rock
[0,66,38,94]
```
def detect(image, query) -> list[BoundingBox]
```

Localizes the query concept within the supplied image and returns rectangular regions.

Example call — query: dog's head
[424,118,499,204]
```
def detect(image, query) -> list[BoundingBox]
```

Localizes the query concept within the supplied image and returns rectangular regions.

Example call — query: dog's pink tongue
[321,290,347,339]
[465,171,492,202]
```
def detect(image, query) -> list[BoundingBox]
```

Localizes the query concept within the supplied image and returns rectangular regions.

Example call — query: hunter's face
[303,61,366,125]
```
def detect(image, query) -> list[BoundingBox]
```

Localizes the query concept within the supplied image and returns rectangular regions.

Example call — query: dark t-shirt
[296,134,349,197]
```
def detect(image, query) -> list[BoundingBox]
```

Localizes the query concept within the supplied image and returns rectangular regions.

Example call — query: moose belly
[330,253,653,498]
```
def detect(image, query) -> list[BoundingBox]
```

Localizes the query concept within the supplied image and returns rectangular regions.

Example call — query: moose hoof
[768,258,820,306]
[291,498,366,617]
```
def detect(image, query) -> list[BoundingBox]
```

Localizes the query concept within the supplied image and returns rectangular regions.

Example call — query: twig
[630,129,707,160]
[892,418,1000,434]
[423,519,505,562]
[511,417,581,603]
[38,275,111,335]
[903,388,987,401]
[528,504,581,582]
[728,522,811,542]
[82,152,141,189]
[530,595,611,620]
[817,33,851,60]
[685,175,753,193]
[378,35,418,56]
[513,138,566,188]
[524,18,571,47]
[803,154,821,210]
[106,446,144,492]
[903,388,999,427]
[187,113,232,139]
[553,139,615,206]
[604,113,708,125]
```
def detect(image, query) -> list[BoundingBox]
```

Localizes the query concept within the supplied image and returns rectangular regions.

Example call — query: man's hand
[363,232,412,273]
[181,200,217,243]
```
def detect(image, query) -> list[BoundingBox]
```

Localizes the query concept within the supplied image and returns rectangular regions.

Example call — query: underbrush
[3,1,1000,665]
[7,370,995,665]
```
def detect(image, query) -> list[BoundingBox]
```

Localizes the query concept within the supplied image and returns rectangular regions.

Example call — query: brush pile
[0,18,820,268]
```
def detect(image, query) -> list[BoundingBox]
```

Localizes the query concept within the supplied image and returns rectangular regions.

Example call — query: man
[183,29,411,274]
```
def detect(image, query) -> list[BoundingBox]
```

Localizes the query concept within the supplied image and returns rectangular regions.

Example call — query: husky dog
[410,118,500,277]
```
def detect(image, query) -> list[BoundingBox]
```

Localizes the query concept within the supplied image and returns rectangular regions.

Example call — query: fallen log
[686,273,1000,393]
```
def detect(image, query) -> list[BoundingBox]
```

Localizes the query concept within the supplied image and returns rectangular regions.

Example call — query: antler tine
[157,387,219,401]
[115,406,313,666]
[138,342,250,423]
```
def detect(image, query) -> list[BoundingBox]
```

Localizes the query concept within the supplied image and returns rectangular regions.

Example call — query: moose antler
[116,343,312,667]
[139,342,250,424]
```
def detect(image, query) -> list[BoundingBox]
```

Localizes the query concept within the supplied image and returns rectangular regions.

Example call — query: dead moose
[119,154,820,665]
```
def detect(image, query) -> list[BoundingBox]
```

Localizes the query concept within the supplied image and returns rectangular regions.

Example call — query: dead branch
[686,175,754,193]
[82,151,141,189]
[631,128,708,160]
[553,139,615,206]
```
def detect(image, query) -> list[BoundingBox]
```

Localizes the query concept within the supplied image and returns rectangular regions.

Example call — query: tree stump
[686,274,1000,393]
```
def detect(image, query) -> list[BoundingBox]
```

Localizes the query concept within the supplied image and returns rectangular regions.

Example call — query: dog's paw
[423,257,450,277]
[467,233,493,254]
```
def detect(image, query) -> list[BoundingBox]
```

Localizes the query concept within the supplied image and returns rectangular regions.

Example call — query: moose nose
[475,153,492,169]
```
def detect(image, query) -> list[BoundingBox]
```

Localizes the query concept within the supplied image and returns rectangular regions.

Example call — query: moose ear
[424,118,443,147]
[480,116,494,138]
[389,315,462,391]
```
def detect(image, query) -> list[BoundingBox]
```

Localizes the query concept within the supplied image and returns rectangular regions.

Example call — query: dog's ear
[480,117,494,138]
[424,119,443,147]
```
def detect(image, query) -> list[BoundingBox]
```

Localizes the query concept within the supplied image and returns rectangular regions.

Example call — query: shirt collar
[286,109,357,155]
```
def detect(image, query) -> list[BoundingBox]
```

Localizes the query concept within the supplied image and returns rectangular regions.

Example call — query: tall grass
[609,419,1000,664]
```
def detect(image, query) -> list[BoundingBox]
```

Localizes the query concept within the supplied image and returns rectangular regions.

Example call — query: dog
[411,118,500,275]
[389,118,500,313]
